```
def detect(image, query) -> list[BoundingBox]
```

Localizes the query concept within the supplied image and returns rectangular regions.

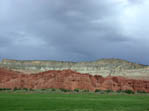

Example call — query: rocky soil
[0,68,149,92]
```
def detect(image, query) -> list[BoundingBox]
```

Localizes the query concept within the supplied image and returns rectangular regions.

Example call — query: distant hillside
[90,58,146,69]
[0,58,149,79]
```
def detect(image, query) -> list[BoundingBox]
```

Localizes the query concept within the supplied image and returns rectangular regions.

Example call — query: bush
[13,87,24,91]
[137,90,146,94]
[105,90,113,93]
[0,88,11,91]
[95,89,101,93]
[124,90,134,94]
[13,87,18,91]
[23,88,28,91]
[100,91,105,94]
[117,90,123,93]
[29,88,34,91]
[74,88,80,92]
[83,89,89,92]
[51,88,56,91]
[60,88,72,92]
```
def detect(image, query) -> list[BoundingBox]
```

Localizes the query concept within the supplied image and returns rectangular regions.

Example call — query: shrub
[0,88,11,91]
[83,89,89,92]
[124,90,134,94]
[95,89,101,93]
[105,90,113,93]
[117,90,123,93]
[51,88,56,91]
[23,88,28,91]
[100,90,105,94]
[137,90,146,94]
[74,88,80,92]
[60,88,72,92]
[13,87,18,91]
[29,88,34,91]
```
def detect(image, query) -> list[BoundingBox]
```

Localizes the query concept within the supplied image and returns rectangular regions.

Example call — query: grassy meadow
[0,90,149,111]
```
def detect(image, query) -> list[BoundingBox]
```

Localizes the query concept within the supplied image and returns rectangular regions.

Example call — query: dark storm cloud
[0,0,149,64]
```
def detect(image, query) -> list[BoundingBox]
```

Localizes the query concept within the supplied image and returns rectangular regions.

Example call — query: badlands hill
[0,68,149,92]
[0,58,149,80]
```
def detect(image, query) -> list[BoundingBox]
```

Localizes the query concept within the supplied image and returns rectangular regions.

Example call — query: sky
[0,0,149,64]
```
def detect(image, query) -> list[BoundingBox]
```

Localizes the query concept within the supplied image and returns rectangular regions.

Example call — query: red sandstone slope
[0,68,149,92]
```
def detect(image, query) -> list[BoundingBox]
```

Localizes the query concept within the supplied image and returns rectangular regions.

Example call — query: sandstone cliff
[0,68,149,92]
[0,58,149,79]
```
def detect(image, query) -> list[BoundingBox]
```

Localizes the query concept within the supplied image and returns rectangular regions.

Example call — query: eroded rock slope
[0,58,149,79]
[0,68,149,92]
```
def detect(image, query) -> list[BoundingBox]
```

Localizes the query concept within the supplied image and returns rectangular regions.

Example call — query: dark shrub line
[116,90,135,94]
[95,89,147,94]
[13,87,33,91]
[0,87,34,91]
[59,88,72,92]
[0,88,147,94]
[0,88,11,91]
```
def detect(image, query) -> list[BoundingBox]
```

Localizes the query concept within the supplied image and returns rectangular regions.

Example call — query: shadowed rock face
[0,58,149,79]
[0,68,149,92]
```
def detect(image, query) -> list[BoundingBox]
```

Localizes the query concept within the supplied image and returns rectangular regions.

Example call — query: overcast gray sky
[0,0,149,64]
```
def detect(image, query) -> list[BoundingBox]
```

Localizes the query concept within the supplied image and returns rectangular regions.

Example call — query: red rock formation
[0,68,149,92]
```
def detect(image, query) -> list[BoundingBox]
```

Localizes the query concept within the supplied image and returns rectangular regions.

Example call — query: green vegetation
[105,90,113,93]
[123,90,135,94]
[95,89,101,92]
[51,88,56,91]
[0,88,11,91]
[74,88,80,92]
[0,91,149,111]
[59,88,72,92]
[116,90,135,94]
[82,89,89,92]
[136,90,147,94]
[0,88,148,95]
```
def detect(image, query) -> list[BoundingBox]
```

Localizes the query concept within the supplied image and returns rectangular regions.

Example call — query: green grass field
[0,92,149,111]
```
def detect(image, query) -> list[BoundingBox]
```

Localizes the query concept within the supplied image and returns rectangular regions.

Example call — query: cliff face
[0,68,149,92]
[0,58,149,79]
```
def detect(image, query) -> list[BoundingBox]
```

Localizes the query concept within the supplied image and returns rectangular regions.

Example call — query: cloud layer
[0,0,149,64]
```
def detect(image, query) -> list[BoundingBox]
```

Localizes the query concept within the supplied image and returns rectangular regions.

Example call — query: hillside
[0,68,149,92]
[0,58,149,79]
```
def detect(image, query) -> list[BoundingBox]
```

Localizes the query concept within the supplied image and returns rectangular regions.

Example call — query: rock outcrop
[0,58,149,80]
[0,68,149,92]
